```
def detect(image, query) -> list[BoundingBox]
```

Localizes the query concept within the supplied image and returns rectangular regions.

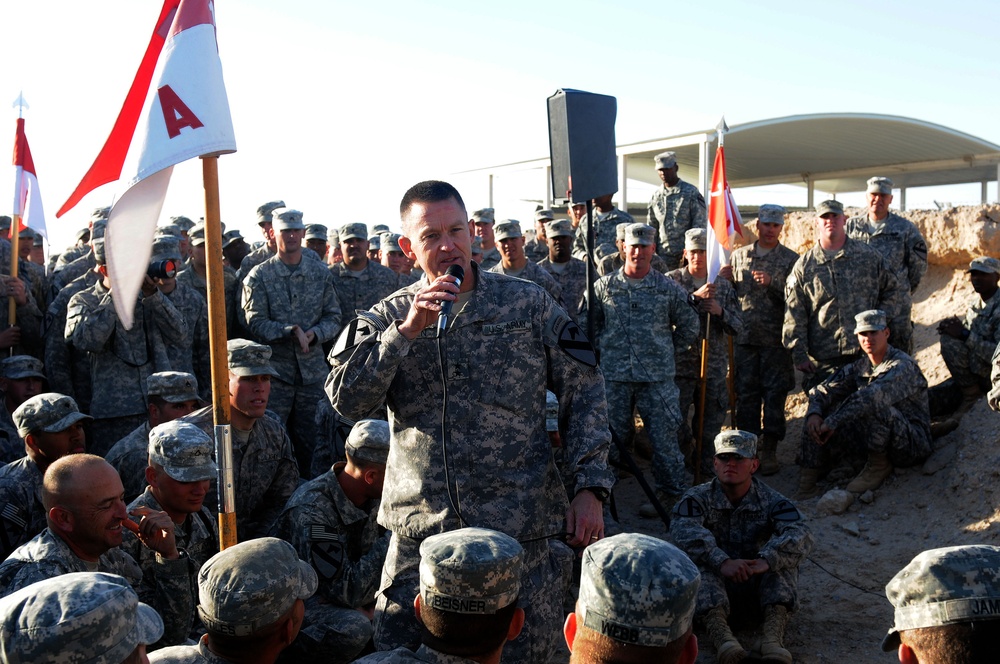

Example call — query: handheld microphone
[436,264,465,337]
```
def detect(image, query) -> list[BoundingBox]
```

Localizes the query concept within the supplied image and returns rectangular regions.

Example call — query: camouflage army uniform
[847,211,928,354]
[270,462,390,661]
[729,241,799,441]
[538,255,588,324]
[355,644,482,663]
[489,259,563,306]
[572,208,635,263]
[0,404,21,464]
[44,270,100,411]
[156,282,209,395]
[242,255,342,476]
[524,238,549,264]
[330,260,412,329]
[648,181,706,270]
[327,264,613,662]
[123,487,218,643]
[49,250,95,297]
[668,269,744,471]
[477,246,501,271]
[17,257,49,315]
[941,289,1000,390]
[782,239,904,390]
[591,268,699,497]
[183,406,299,541]
[66,283,189,452]
[106,422,153,504]
[51,242,89,274]
[175,265,238,347]
[802,345,931,471]
[670,477,814,615]
[0,457,45,560]
[0,527,193,647]
[235,244,273,282]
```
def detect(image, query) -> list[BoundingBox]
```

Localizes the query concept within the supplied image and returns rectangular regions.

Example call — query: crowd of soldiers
[0,156,997,663]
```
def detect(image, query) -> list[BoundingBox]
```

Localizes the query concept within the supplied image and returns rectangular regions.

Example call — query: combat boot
[795,468,821,500]
[758,434,780,475]
[758,604,792,663]
[846,452,893,493]
[704,607,746,664]
[954,384,982,416]
[638,491,675,519]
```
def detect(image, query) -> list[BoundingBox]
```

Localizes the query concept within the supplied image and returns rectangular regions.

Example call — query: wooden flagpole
[201,155,237,550]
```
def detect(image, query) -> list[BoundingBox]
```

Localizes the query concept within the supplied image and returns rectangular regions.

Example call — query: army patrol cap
[91,219,107,240]
[33,232,43,248]
[0,216,10,231]
[624,223,655,247]
[305,224,328,241]
[227,339,279,377]
[1,354,46,380]
[615,222,629,242]
[757,204,786,225]
[546,219,573,239]
[684,228,707,251]
[534,209,555,223]
[92,238,106,265]
[471,236,484,255]
[419,527,524,615]
[150,235,182,263]
[75,227,91,243]
[382,233,404,254]
[257,200,286,225]
[339,223,368,242]
[578,533,700,647]
[14,393,92,438]
[17,226,34,239]
[148,371,201,403]
[148,421,218,482]
[0,571,164,664]
[371,223,390,234]
[327,228,340,245]
[967,256,1000,274]
[654,151,677,170]
[867,176,894,195]
[345,419,391,465]
[855,309,888,333]
[187,222,207,247]
[369,235,381,251]
[881,545,1000,651]
[222,228,245,248]
[545,390,559,432]
[494,220,523,241]
[472,208,495,224]
[156,224,183,240]
[714,429,757,458]
[170,215,196,232]
[198,537,317,637]
[815,200,845,217]
[90,206,112,222]
[273,208,305,231]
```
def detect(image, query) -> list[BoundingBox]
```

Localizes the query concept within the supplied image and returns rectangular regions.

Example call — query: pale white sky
[4,0,999,251]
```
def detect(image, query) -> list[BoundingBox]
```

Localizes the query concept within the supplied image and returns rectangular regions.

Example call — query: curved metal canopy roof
[622,113,1000,194]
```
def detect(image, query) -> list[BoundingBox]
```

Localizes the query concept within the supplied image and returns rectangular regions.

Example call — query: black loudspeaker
[547,89,618,203]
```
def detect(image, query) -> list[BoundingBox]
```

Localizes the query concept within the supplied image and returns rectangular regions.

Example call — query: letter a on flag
[706,140,742,284]
[12,116,47,240]
[57,0,236,328]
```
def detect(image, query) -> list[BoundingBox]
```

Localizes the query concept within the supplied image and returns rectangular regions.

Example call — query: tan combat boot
[704,607,746,664]
[846,452,893,493]
[795,468,821,500]
[758,435,780,475]
[759,604,792,663]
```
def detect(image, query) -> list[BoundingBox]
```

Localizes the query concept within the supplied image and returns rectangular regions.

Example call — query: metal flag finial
[716,116,728,134]
[12,93,29,118]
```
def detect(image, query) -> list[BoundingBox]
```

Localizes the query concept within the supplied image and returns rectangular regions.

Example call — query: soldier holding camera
[65,239,189,455]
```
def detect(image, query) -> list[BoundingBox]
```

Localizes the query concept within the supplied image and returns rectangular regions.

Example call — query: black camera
[147,260,177,279]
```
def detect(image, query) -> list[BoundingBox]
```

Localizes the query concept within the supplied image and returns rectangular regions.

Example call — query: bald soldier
[0,454,194,648]
[565,534,700,664]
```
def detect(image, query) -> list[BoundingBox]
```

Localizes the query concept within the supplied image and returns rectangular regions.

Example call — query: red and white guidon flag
[706,144,742,284]
[12,118,47,241]
[57,0,236,328]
